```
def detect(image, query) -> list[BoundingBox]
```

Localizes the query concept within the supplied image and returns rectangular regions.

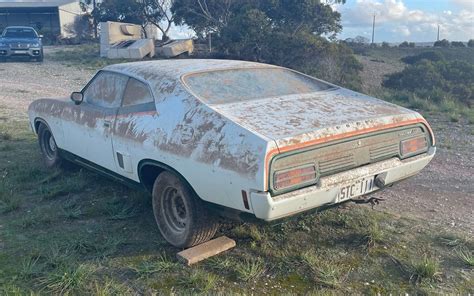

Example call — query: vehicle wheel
[38,124,61,168]
[37,54,43,62]
[152,171,218,248]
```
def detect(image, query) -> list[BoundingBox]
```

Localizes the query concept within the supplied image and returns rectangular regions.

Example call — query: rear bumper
[250,147,435,221]
[0,47,42,57]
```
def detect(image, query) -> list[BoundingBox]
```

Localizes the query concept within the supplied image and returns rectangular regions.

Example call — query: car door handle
[103,121,111,128]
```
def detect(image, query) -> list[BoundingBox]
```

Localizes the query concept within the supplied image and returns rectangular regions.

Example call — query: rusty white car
[28,60,436,247]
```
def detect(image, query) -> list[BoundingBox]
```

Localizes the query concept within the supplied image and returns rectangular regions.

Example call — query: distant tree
[468,39,474,47]
[451,41,466,47]
[408,42,415,48]
[170,0,363,90]
[399,41,410,48]
[381,41,390,48]
[64,15,93,40]
[92,0,146,26]
[142,0,175,41]
[434,39,450,47]
[353,35,370,44]
[401,51,444,64]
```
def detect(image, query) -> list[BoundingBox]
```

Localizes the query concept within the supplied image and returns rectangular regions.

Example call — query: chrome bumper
[250,147,436,221]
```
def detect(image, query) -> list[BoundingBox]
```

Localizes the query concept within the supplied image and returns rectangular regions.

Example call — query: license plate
[13,50,26,54]
[337,176,376,202]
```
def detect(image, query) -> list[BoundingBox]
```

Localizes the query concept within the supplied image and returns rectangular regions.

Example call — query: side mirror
[70,92,83,105]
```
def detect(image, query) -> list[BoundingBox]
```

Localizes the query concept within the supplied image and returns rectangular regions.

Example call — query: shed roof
[0,0,78,8]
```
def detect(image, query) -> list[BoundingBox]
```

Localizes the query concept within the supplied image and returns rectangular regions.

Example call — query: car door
[111,77,156,180]
[62,70,128,172]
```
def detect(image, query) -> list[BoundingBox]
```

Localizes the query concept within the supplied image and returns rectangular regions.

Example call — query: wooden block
[177,236,236,266]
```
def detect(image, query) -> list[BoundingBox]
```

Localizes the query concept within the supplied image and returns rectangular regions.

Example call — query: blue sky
[167,0,474,42]
[334,0,474,42]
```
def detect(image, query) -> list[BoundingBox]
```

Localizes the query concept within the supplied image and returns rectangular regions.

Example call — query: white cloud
[337,0,474,42]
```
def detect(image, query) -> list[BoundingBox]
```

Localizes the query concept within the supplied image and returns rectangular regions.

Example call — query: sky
[334,0,474,42]
[167,0,474,43]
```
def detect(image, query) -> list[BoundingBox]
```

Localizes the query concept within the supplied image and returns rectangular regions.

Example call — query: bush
[381,42,390,48]
[399,41,410,48]
[468,39,474,48]
[401,51,444,64]
[451,41,466,48]
[434,39,450,47]
[383,59,474,107]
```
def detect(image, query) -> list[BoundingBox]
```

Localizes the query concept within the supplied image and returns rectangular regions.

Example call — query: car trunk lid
[210,88,424,151]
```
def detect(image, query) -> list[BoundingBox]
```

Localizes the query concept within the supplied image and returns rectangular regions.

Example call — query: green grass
[48,43,147,70]
[1,117,473,294]
[409,255,442,284]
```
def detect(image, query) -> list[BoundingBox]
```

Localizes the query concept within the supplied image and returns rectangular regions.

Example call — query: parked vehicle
[0,26,43,62]
[28,60,436,247]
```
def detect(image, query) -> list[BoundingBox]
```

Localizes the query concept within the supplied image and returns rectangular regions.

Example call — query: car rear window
[4,28,37,38]
[183,67,333,104]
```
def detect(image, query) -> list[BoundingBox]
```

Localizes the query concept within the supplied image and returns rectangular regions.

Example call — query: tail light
[400,136,428,157]
[274,165,317,190]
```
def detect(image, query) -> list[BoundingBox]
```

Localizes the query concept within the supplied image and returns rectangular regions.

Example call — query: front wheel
[152,172,219,248]
[38,124,61,168]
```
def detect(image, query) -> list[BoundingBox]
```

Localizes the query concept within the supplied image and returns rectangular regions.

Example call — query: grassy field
[0,116,473,294]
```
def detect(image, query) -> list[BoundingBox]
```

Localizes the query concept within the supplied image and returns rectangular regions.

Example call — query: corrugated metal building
[0,0,83,37]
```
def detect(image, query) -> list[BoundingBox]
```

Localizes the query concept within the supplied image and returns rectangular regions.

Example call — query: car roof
[104,59,278,84]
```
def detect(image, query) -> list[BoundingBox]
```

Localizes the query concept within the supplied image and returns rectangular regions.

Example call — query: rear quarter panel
[112,82,272,213]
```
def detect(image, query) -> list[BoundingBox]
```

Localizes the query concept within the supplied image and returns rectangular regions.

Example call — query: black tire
[37,54,43,62]
[38,124,61,168]
[152,171,218,248]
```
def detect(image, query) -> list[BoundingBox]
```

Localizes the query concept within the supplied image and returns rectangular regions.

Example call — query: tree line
[76,0,364,90]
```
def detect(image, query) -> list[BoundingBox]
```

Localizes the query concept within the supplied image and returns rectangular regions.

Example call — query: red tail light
[274,165,317,190]
[400,136,428,156]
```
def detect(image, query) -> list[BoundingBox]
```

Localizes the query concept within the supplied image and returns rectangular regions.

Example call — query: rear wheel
[38,124,61,168]
[152,171,219,248]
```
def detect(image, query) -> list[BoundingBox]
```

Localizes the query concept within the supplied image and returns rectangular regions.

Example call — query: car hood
[1,37,40,43]
[210,88,426,150]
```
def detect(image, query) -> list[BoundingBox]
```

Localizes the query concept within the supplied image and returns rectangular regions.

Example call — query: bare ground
[1,47,473,235]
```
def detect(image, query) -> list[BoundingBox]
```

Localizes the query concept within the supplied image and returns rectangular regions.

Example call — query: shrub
[451,41,466,48]
[383,59,474,107]
[434,39,450,47]
[399,41,410,48]
[401,51,444,64]
[468,39,474,48]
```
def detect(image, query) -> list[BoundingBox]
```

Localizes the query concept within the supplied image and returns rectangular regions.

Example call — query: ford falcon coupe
[28,60,435,247]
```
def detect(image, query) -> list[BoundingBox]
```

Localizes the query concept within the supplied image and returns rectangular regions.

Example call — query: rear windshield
[3,28,37,38]
[183,67,333,104]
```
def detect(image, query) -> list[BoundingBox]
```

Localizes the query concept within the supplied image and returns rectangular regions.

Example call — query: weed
[409,255,442,283]
[90,278,132,295]
[248,224,264,241]
[449,112,460,122]
[0,193,20,213]
[455,248,474,267]
[363,223,385,248]
[129,254,180,277]
[234,258,265,282]
[178,270,218,293]
[19,256,43,279]
[39,264,93,294]
[301,251,346,288]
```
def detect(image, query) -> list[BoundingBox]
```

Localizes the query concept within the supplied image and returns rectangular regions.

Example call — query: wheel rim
[41,129,56,160]
[162,186,187,233]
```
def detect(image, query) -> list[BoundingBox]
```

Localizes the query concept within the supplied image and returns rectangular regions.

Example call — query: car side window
[83,71,128,108]
[122,78,154,106]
